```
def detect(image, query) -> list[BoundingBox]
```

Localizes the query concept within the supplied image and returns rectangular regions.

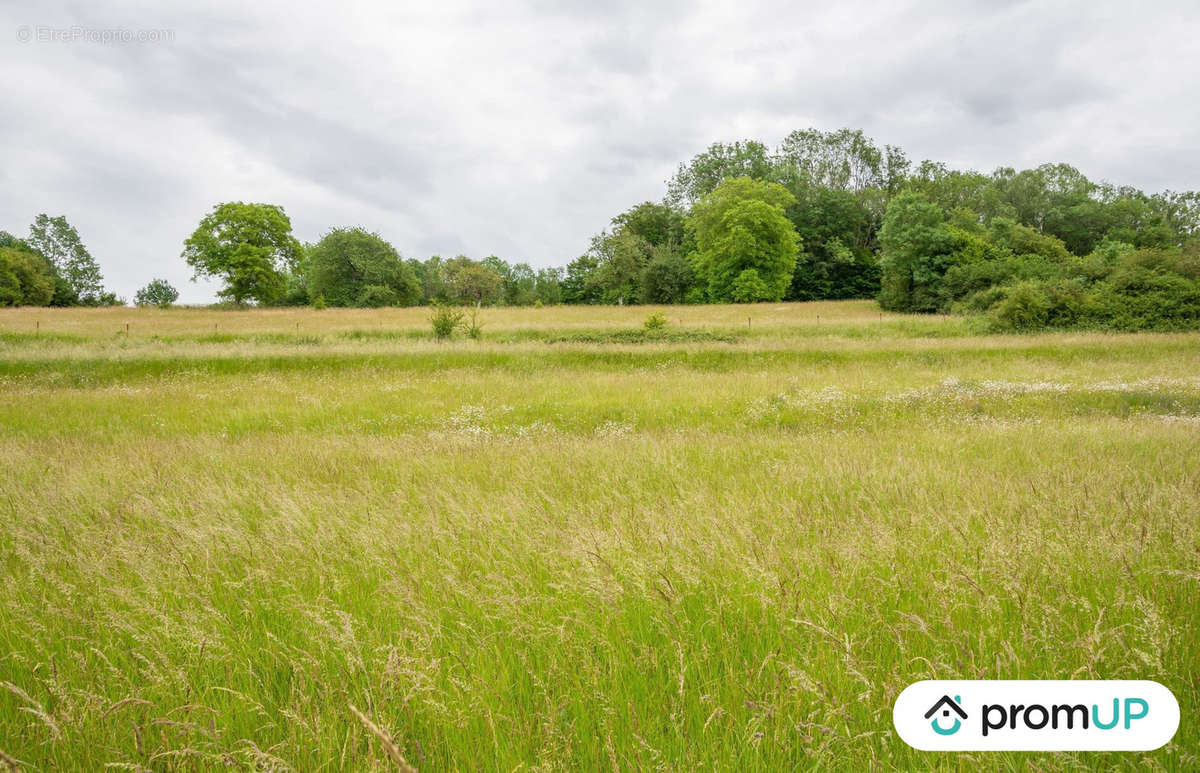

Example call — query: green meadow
[1,301,1197,770]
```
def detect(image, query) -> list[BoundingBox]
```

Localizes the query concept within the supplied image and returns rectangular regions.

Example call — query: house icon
[924,695,967,735]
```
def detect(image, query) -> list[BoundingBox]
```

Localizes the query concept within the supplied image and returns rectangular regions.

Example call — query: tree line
[164,127,1200,331]
[4,127,1198,329]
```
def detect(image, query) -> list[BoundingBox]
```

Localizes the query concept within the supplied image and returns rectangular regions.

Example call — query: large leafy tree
[687,177,800,302]
[27,214,105,304]
[182,202,301,306]
[307,227,420,307]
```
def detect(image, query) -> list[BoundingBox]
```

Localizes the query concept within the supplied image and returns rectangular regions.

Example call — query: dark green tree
[0,246,55,306]
[640,246,695,304]
[307,227,420,307]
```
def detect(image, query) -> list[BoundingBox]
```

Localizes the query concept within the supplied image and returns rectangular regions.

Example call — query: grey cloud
[1,0,1197,302]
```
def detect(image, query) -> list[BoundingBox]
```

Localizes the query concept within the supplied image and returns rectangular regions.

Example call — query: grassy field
[1,301,1197,770]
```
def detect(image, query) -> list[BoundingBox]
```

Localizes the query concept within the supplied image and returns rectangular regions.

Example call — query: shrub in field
[134,278,179,308]
[643,311,668,331]
[430,302,465,339]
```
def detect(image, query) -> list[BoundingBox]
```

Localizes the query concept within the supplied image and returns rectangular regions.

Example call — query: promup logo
[924,695,966,735]
[894,681,1179,751]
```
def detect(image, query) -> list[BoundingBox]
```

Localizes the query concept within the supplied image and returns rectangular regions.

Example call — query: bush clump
[986,282,1050,331]
[430,303,466,339]
[643,311,668,331]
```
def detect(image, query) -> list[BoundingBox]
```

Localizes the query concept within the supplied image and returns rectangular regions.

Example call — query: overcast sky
[2,0,1198,302]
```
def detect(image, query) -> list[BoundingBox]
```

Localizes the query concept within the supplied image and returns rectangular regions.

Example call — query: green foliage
[986,281,1051,331]
[534,267,563,306]
[954,246,1200,332]
[570,202,696,306]
[0,246,55,306]
[877,192,956,311]
[667,140,776,206]
[502,262,537,306]
[429,302,465,339]
[27,214,106,304]
[775,127,909,197]
[1076,250,1200,330]
[182,202,301,306]
[688,177,800,302]
[784,185,880,300]
[307,227,419,307]
[730,268,771,303]
[642,311,667,331]
[444,256,504,305]
[562,254,603,304]
[640,246,695,304]
[789,238,880,301]
[987,217,1073,262]
[612,202,687,248]
[133,278,179,308]
[593,230,650,305]
[356,285,398,308]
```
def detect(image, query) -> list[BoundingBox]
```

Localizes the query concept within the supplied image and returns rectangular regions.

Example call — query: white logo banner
[894,680,1179,751]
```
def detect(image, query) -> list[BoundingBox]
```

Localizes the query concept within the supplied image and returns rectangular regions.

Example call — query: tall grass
[0,302,1197,770]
